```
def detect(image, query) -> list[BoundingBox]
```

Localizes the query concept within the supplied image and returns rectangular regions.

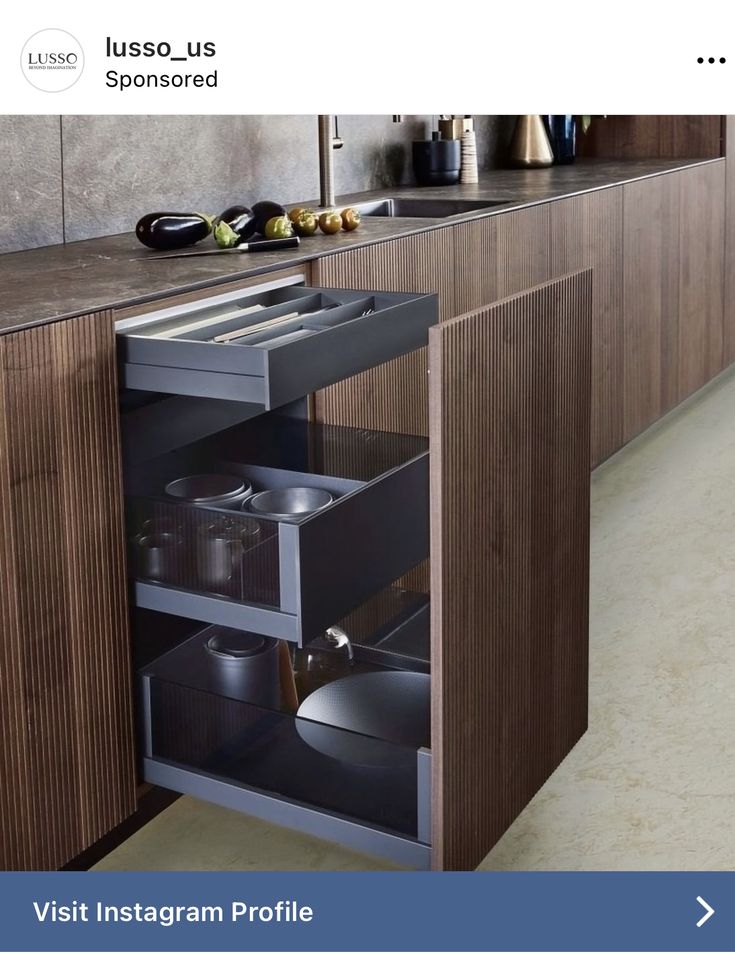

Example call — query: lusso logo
[21,29,84,92]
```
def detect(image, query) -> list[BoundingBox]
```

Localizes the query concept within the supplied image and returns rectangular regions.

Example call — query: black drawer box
[116,277,437,409]
[139,621,431,868]
[127,420,429,645]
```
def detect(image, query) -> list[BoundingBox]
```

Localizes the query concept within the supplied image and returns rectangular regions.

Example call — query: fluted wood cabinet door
[455,194,623,468]
[548,188,624,466]
[0,313,135,870]
[429,271,592,871]
[452,203,551,315]
[678,162,726,401]
[312,229,455,436]
[622,173,681,443]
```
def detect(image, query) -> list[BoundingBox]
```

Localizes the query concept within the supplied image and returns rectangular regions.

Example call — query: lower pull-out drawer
[140,621,432,869]
[127,418,429,645]
[116,273,438,409]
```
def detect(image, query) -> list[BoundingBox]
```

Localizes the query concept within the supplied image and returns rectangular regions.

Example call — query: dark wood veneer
[429,272,592,871]
[725,116,735,368]
[0,312,135,870]
[577,115,723,160]
[622,173,681,441]
[549,189,624,466]
[677,163,725,401]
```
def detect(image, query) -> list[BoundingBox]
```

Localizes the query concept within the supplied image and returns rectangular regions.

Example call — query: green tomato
[319,211,343,235]
[264,215,295,240]
[294,210,319,237]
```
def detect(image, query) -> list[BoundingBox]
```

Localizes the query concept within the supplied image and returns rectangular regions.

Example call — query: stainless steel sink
[351,197,513,219]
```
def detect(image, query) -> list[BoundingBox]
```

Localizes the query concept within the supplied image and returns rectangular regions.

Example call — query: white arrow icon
[696,896,715,927]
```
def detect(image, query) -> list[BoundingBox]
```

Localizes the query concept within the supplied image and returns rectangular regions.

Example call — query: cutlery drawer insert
[116,275,438,408]
[139,622,431,868]
[127,419,429,645]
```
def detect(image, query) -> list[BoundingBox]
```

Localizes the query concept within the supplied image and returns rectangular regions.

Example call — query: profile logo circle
[21,29,84,92]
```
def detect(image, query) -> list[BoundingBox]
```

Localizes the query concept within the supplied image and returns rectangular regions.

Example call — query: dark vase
[545,115,576,164]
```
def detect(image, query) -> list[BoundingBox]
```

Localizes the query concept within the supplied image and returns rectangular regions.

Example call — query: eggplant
[213,205,256,248]
[135,212,214,251]
[251,200,286,237]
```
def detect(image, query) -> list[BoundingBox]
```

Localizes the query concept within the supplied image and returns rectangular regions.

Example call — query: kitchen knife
[134,236,301,260]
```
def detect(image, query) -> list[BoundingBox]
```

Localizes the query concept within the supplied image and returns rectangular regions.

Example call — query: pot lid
[205,628,271,659]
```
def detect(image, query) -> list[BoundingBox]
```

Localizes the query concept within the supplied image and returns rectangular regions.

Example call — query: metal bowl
[246,486,333,521]
[164,473,252,506]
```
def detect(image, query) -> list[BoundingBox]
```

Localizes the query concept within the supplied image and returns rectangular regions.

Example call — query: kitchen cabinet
[451,212,499,315]
[118,265,592,871]
[494,204,553,299]
[2,155,728,872]
[677,163,725,401]
[577,115,723,161]
[724,117,735,368]
[621,162,726,427]
[429,271,591,870]
[0,313,135,871]
[451,202,551,315]
[452,191,623,467]
[452,167,726,463]
[622,173,681,442]
[548,189,624,466]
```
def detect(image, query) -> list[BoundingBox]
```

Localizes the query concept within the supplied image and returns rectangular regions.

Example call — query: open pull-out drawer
[116,274,438,408]
[140,620,432,868]
[127,418,429,645]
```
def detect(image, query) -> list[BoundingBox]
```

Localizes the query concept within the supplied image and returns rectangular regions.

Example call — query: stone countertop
[0,157,721,334]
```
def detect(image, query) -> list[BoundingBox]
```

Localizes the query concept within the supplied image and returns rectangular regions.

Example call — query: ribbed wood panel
[312,229,455,435]
[622,174,681,442]
[548,189,623,466]
[494,204,552,300]
[0,313,135,870]
[577,115,723,160]
[452,215,500,315]
[726,118,735,367]
[678,163,726,401]
[429,271,592,871]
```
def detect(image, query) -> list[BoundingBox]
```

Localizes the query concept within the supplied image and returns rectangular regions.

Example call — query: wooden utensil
[150,304,264,339]
[213,312,299,343]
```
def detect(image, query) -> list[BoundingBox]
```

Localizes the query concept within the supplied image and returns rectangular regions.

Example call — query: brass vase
[510,115,554,168]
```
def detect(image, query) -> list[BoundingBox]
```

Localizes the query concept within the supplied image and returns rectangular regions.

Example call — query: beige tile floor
[95,368,735,872]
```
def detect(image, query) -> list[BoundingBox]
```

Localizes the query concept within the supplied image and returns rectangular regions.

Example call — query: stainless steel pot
[196,518,260,591]
[135,530,181,583]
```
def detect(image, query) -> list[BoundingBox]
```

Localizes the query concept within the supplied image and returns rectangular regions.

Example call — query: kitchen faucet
[318,114,403,209]
[317,115,342,209]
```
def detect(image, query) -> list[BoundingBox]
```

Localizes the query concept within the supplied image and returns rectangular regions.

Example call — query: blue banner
[0,871,732,952]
